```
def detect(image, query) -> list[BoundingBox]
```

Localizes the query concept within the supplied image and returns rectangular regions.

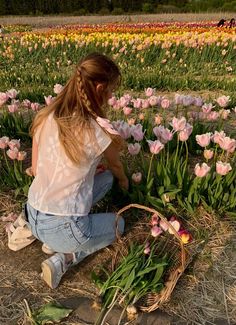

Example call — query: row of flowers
[43,21,232,34]
[0,86,235,215]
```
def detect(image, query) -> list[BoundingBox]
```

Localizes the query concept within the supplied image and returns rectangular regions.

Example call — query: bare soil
[1,193,236,324]
[1,13,236,28]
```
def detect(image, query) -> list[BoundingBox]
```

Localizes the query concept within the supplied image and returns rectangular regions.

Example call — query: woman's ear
[96,83,104,95]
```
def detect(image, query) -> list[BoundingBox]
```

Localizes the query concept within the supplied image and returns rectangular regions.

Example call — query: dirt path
[1,13,235,28]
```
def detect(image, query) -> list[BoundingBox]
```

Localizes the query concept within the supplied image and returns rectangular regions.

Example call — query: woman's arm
[104,142,129,190]
[31,136,38,177]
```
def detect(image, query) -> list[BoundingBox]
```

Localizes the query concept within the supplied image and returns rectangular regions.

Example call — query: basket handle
[115,203,186,272]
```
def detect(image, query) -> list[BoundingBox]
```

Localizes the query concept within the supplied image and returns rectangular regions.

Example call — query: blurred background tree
[0,0,235,15]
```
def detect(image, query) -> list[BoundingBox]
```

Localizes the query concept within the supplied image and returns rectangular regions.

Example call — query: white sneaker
[42,243,55,255]
[41,253,68,289]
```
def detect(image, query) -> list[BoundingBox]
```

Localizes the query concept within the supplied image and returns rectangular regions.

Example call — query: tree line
[0,0,236,15]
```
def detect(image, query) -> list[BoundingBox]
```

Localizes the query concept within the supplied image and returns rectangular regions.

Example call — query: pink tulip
[120,96,130,107]
[113,101,121,110]
[144,241,150,254]
[17,151,27,161]
[153,126,173,144]
[128,143,141,155]
[147,140,164,155]
[123,94,132,101]
[161,98,170,109]
[131,124,144,141]
[218,136,236,153]
[182,95,194,106]
[0,92,9,107]
[168,220,181,234]
[148,95,159,107]
[171,117,186,132]
[154,114,163,125]
[194,162,211,177]
[31,102,40,111]
[108,96,117,106]
[0,136,9,149]
[151,214,159,226]
[117,122,131,139]
[216,161,232,175]
[201,103,214,114]
[212,131,226,144]
[174,93,184,105]
[203,149,214,160]
[138,113,145,120]
[194,97,203,107]
[6,148,19,160]
[123,106,132,115]
[8,104,19,113]
[196,133,211,147]
[179,123,193,142]
[53,83,64,94]
[22,99,31,108]
[112,120,123,129]
[159,219,169,231]
[207,111,219,121]
[6,88,19,99]
[219,109,230,120]
[145,87,154,97]
[8,139,20,150]
[151,226,163,237]
[141,99,150,109]
[132,98,142,109]
[44,95,54,106]
[131,172,142,183]
[216,95,230,108]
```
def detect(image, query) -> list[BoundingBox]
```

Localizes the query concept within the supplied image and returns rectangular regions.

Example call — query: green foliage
[142,2,154,13]
[26,300,73,325]
[112,7,124,15]
[222,1,236,10]
[93,242,168,324]
[1,0,236,14]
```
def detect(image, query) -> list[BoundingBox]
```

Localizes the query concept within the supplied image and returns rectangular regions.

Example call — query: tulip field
[1,21,236,216]
[1,19,236,324]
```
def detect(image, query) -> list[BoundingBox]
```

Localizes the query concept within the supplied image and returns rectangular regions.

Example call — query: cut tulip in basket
[93,204,194,325]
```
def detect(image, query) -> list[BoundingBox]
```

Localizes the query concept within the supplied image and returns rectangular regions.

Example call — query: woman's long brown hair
[31,53,122,164]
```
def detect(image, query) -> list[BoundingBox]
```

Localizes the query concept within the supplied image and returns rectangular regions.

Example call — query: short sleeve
[92,119,112,156]
[34,122,45,144]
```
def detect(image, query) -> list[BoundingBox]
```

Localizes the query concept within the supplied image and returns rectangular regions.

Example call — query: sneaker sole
[41,260,55,289]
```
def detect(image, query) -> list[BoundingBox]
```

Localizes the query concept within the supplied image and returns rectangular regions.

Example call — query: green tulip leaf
[31,301,73,325]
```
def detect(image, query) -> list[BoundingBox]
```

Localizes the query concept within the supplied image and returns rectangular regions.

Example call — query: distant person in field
[217,19,226,27]
[25,53,127,289]
[229,18,235,28]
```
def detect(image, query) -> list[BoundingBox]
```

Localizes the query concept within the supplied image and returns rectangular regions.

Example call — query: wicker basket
[114,203,192,313]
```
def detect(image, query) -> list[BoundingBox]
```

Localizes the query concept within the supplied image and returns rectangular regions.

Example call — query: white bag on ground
[6,212,36,251]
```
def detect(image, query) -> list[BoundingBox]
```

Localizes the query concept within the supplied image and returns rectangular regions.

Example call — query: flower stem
[147,154,154,185]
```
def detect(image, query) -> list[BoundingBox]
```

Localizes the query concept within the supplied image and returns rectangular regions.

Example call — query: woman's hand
[104,142,128,190]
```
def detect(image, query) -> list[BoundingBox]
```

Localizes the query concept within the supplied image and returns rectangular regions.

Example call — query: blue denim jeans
[26,170,124,264]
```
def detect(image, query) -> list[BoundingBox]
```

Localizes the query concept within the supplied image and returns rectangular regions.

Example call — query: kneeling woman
[26,53,128,289]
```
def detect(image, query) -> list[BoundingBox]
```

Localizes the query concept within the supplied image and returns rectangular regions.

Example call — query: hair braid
[76,68,97,119]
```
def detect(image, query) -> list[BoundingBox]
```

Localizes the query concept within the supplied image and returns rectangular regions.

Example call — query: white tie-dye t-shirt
[28,113,112,216]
